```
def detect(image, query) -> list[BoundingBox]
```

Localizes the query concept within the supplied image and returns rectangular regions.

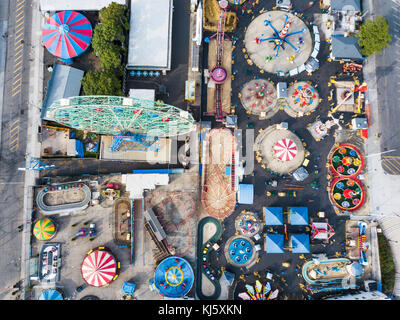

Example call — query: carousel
[81,247,119,287]
[38,289,63,300]
[330,177,365,212]
[286,81,319,117]
[42,10,92,63]
[239,79,278,118]
[235,211,262,236]
[33,218,57,241]
[254,125,305,175]
[329,144,364,178]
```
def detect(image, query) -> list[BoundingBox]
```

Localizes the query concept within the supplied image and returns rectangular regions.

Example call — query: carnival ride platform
[201,128,237,219]
[207,39,232,116]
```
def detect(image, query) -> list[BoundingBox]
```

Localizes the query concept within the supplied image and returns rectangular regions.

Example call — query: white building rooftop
[126,0,173,71]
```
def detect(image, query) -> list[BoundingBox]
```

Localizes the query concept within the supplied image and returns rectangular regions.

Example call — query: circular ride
[38,289,63,300]
[330,177,365,211]
[33,218,57,241]
[329,144,364,178]
[286,82,319,117]
[254,126,305,174]
[225,236,257,267]
[235,211,261,236]
[42,10,92,63]
[210,66,228,84]
[81,247,119,287]
[245,10,312,74]
[240,79,278,117]
[154,256,194,298]
[235,279,280,300]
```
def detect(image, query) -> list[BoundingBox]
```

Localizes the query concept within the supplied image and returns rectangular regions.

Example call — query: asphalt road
[0,0,32,298]
[373,0,400,173]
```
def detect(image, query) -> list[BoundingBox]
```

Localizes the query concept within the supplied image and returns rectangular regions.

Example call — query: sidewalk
[20,0,43,300]
[362,0,400,298]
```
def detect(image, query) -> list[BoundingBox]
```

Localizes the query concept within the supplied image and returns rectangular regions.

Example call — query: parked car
[89,224,96,237]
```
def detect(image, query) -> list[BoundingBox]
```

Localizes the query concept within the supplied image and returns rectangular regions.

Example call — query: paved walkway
[362,0,400,299]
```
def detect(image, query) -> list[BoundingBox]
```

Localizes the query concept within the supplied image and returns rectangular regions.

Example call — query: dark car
[89,224,96,237]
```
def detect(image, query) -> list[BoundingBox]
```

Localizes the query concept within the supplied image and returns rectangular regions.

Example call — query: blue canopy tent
[38,289,63,300]
[121,282,136,295]
[265,234,285,253]
[288,207,309,225]
[238,184,254,204]
[291,234,310,253]
[263,207,283,226]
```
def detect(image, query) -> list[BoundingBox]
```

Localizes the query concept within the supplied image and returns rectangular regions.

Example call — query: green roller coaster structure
[45,96,196,137]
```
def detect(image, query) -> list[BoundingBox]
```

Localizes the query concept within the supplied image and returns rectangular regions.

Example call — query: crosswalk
[381,156,400,175]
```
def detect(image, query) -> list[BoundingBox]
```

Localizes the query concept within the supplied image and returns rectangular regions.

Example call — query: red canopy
[81,249,117,287]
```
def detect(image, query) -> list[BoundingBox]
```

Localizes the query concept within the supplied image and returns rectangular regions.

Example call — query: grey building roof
[331,0,361,12]
[41,63,84,119]
[331,36,362,60]
[277,82,288,99]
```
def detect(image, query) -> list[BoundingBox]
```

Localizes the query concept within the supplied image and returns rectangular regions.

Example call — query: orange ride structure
[201,128,237,219]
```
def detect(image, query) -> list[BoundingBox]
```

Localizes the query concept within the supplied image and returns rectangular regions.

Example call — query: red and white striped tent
[311,220,335,242]
[81,248,119,287]
[273,138,298,161]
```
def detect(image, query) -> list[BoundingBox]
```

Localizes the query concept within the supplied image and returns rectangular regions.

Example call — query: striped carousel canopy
[33,218,56,241]
[42,10,92,60]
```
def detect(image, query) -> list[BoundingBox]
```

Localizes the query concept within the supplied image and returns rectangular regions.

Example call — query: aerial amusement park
[28,0,386,304]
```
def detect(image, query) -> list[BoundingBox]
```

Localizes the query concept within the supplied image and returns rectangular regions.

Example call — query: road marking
[11,89,21,97]
[12,75,22,85]
[14,42,23,51]
[15,15,24,24]
[381,161,396,174]
[15,20,24,30]
[14,32,24,41]
[15,10,24,18]
[13,65,23,73]
[14,52,23,62]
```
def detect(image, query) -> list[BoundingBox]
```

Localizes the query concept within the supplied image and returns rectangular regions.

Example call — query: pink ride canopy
[42,10,92,61]
[81,248,117,287]
[273,138,298,161]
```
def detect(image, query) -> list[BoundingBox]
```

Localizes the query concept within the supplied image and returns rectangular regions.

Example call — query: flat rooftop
[126,0,173,71]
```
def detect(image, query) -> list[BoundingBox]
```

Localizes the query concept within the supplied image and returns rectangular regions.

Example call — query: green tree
[99,2,129,41]
[357,16,391,56]
[81,70,123,96]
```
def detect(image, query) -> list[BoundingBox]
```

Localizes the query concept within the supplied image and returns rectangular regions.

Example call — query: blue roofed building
[265,234,285,254]
[263,207,283,226]
[288,207,309,225]
[41,63,84,120]
[238,184,254,204]
[290,234,310,253]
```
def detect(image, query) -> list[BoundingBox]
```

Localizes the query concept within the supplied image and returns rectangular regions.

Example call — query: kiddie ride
[343,63,362,74]
[267,190,296,197]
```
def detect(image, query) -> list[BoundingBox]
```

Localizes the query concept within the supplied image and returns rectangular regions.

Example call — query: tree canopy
[81,69,123,96]
[357,16,391,56]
